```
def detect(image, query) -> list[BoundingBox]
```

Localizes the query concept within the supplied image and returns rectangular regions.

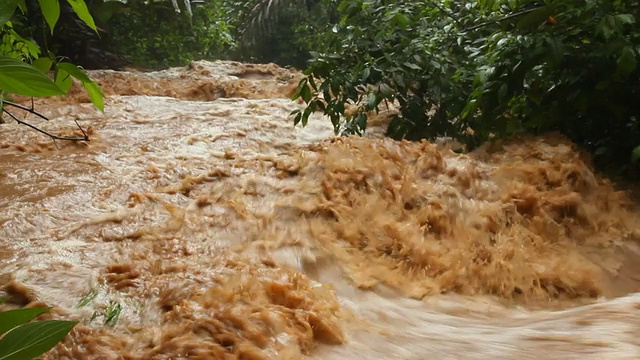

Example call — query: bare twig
[2,100,50,121]
[1,101,90,142]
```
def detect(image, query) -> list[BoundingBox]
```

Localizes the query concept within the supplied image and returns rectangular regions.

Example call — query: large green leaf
[38,0,61,34]
[0,0,20,25]
[0,320,77,360]
[31,57,53,73]
[54,68,73,93]
[0,57,65,97]
[83,81,104,112]
[0,307,51,335]
[56,62,104,111]
[65,0,97,32]
[56,62,92,83]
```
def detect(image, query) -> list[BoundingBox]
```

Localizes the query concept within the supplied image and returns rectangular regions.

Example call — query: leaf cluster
[0,0,104,114]
[292,0,640,177]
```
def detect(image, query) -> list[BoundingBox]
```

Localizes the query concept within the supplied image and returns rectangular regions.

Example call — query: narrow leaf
[0,307,51,335]
[0,57,64,97]
[37,0,60,34]
[300,85,311,103]
[65,0,97,32]
[83,81,104,112]
[0,320,77,360]
[56,62,104,111]
[56,62,92,83]
[366,92,377,109]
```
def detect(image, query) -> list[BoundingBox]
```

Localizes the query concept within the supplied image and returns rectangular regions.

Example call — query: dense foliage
[103,0,235,69]
[292,0,640,177]
[0,0,103,113]
[230,0,336,69]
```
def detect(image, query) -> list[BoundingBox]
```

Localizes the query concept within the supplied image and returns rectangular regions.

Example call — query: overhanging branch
[1,100,90,143]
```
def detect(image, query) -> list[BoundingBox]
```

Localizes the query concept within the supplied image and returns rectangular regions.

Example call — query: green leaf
[0,307,52,335]
[356,113,367,130]
[103,301,121,326]
[403,62,421,70]
[65,0,97,33]
[0,320,77,360]
[0,0,20,25]
[0,57,64,97]
[632,145,640,164]
[379,83,392,97]
[300,85,311,103]
[293,111,302,126]
[82,81,104,112]
[32,57,53,73]
[56,62,92,83]
[9,31,41,59]
[361,67,370,81]
[393,13,410,29]
[76,289,98,308]
[617,46,637,74]
[598,15,616,40]
[614,14,635,26]
[54,68,73,93]
[56,62,103,111]
[366,92,377,109]
[38,0,60,34]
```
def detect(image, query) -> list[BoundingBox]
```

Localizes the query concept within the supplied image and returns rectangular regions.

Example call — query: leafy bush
[292,0,640,177]
[0,300,77,360]
[1,0,104,113]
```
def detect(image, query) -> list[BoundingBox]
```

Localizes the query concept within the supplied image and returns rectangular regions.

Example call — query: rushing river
[1,61,639,359]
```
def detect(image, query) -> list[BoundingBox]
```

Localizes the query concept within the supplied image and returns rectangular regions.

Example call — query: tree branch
[2,100,50,121]
[1,101,90,142]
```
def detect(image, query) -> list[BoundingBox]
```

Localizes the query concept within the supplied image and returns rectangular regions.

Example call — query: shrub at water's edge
[291,0,640,179]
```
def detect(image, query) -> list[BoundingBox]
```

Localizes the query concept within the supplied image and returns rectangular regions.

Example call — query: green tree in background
[290,0,640,178]
[104,0,235,69]
[10,0,333,70]
[231,0,336,68]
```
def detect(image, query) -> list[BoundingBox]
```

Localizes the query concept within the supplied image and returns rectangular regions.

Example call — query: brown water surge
[0,60,639,359]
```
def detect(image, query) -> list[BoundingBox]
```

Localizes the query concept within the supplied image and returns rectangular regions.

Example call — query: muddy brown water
[1,61,640,359]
